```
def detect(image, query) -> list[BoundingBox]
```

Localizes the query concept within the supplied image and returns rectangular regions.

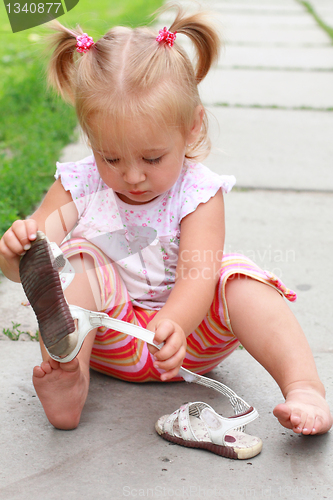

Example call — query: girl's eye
[104,157,119,165]
[144,157,162,165]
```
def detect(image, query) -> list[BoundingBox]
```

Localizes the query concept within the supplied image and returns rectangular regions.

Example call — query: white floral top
[55,155,236,310]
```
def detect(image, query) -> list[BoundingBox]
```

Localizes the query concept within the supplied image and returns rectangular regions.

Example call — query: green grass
[2,322,39,341]
[0,0,163,236]
[297,1,333,44]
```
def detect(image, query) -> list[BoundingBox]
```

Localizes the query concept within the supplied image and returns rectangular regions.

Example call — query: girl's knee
[225,273,249,298]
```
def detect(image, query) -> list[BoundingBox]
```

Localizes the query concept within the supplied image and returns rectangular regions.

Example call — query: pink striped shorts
[61,238,296,382]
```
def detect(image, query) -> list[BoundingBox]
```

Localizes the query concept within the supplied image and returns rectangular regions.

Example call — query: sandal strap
[163,402,259,445]
[174,403,203,442]
[179,368,250,415]
[200,405,259,445]
[163,408,182,436]
[163,403,208,442]
[69,306,253,418]
[48,243,255,420]
[49,241,75,290]
[86,309,160,346]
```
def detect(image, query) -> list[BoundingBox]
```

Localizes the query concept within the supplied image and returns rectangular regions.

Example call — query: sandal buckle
[89,312,108,328]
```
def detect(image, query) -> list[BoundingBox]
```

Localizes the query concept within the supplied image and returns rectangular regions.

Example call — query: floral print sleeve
[177,162,236,222]
[54,155,99,218]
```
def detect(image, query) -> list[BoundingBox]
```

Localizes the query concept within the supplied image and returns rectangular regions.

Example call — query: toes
[273,403,291,420]
[273,404,314,434]
[311,415,324,435]
[289,409,302,430]
[47,357,79,372]
[60,358,80,372]
[49,358,61,370]
[301,414,315,435]
[310,418,319,435]
[291,410,315,435]
[33,361,55,378]
[273,403,293,429]
[33,365,46,378]
[40,361,53,374]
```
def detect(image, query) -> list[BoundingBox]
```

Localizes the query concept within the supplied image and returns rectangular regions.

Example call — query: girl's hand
[147,319,187,381]
[0,219,38,263]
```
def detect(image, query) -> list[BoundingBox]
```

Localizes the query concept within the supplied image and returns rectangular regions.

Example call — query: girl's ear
[187,105,205,145]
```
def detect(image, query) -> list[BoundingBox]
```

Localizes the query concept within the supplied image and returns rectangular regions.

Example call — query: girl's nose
[123,165,146,185]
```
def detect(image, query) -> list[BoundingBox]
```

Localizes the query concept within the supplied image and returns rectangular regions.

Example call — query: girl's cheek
[98,167,117,187]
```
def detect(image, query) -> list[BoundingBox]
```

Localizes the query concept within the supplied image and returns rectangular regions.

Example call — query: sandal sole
[155,421,262,460]
[19,231,77,356]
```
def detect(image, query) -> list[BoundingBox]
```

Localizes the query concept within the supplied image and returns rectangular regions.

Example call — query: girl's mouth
[129,191,147,195]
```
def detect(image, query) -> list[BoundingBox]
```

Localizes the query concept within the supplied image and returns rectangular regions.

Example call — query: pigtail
[168,5,221,83]
[151,5,221,161]
[46,20,85,104]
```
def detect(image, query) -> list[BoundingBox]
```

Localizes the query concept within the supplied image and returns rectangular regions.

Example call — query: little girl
[0,6,331,445]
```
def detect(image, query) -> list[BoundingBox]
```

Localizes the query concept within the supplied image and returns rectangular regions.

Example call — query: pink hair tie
[76,33,94,53]
[156,27,177,47]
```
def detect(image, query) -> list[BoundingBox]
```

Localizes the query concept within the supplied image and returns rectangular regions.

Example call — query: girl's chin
[116,191,157,205]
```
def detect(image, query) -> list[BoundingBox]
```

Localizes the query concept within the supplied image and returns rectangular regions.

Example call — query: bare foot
[33,357,89,430]
[273,388,333,435]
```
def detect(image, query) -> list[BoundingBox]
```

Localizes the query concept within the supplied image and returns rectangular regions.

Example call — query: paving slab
[310,0,333,27]
[175,0,332,31]
[0,278,38,340]
[317,15,333,28]
[221,45,333,70]
[163,21,331,48]
[181,0,305,12]
[0,343,332,500]
[220,20,331,46]
[222,27,330,48]
[223,190,333,354]
[176,35,333,69]
[199,68,333,108]
[205,106,333,191]
[161,10,317,29]
[305,0,333,4]
[219,13,317,28]
[59,131,91,163]
[213,1,333,38]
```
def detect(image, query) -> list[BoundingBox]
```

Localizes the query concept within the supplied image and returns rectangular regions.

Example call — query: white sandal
[20,232,262,459]
[155,400,262,459]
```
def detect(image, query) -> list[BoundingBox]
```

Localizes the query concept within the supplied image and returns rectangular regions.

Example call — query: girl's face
[90,111,202,205]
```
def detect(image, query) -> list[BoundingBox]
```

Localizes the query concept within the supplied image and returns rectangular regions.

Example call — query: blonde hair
[46,5,221,161]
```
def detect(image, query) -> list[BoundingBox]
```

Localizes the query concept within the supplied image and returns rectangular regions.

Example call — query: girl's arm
[157,188,225,335]
[147,189,225,379]
[0,178,78,282]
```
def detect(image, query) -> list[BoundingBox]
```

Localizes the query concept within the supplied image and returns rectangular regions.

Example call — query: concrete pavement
[1,1,333,499]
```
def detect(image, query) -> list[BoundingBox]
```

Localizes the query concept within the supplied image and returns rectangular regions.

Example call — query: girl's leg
[225,275,332,435]
[33,252,100,430]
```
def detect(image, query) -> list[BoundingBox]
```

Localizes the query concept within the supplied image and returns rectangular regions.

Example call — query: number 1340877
[6,3,62,14]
